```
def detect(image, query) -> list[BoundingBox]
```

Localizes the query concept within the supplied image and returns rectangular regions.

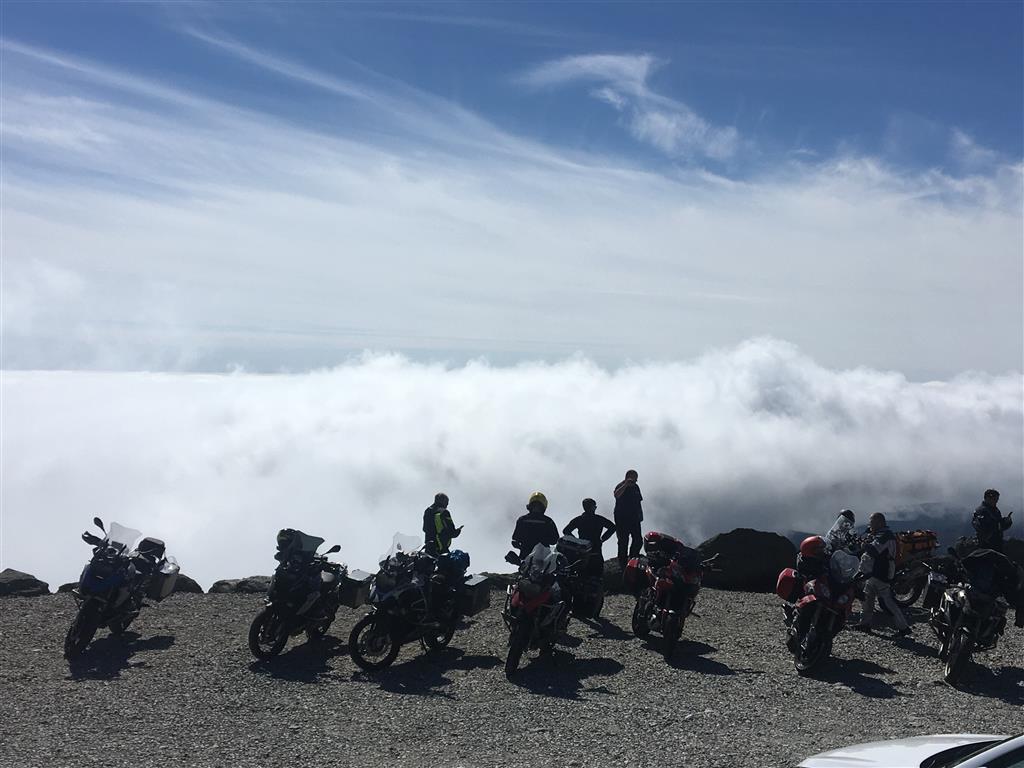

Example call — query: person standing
[613,470,644,568]
[423,492,461,556]
[854,512,910,637]
[563,498,616,578]
[973,489,1013,553]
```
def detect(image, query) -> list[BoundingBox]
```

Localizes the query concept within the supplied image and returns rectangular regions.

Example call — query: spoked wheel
[631,601,650,638]
[349,614,400,672]
[64,601,102,661]
[108,613,137,636]
[305,618,332,642]
[794,634,833,675]
[248,608,288,660]
[943,630,974,686]
[505,624,530,680]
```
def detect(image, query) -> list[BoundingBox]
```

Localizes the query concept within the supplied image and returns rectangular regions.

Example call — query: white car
[799,734,1024,768]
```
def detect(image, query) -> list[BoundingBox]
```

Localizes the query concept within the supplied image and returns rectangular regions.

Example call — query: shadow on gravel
[512,652,625,699]
[956,665,1024,705]
[893,634,939,659]
[248,636,348,683]
[67,632,176,680]
[352,647,500,698]
[814,658,900,699]
[582,618,632,641]
[640,639,736,675]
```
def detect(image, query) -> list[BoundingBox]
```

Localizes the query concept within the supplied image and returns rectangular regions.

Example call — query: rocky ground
[1,589,1020,768]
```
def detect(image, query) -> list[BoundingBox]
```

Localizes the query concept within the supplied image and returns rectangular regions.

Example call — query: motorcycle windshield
[824,517,854,551]
[829,550,860,583]
[524,544,557,578]
[106,522,143,552]
[379,532,423,565]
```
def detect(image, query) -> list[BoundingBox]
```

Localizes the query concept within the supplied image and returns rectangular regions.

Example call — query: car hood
[799,734,1003,768]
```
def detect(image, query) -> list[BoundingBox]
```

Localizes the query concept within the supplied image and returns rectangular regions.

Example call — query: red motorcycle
[776,537,860,674]
[625,532,720,660]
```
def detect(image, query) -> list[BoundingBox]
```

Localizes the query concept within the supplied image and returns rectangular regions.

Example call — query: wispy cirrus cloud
[520,53,740,161]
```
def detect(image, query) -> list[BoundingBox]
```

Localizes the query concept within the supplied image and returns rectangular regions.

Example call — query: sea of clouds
[3,337,1021,588]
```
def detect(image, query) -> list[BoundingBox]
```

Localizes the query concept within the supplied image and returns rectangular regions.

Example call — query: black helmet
[839,509,855,523]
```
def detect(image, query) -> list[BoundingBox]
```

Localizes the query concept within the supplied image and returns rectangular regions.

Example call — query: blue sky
[2,1,1022,376]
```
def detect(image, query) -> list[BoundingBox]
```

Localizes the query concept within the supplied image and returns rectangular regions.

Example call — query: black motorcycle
[349,548,471,671]
[555,535,605,620]
[64,517,179,660]
[927,548,1018,685]
[248,529,346,660]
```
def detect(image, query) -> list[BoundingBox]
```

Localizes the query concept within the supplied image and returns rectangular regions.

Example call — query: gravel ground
[1,589,1021,768]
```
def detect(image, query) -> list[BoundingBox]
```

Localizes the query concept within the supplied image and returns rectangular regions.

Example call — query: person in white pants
[855,512,910,636]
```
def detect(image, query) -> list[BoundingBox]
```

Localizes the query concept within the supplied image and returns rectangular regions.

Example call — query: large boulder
[208,575,271,594]
[603,558,626,593]
[0,569,49,597]
[57,582,77,593]
[479,572,516,590]
[697,529,797,592]
[172,574,204,594]
[1003,538,1024,568]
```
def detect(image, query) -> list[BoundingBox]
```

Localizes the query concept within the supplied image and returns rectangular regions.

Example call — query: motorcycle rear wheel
[64,600,102,660]
[248,608,289,660]
[794,634,832,675]
[422,619,457,651]
[631,601,650,638]
[108,613,136,636]
[505,624,530,680]
[892,576,924,607]
[943,630,974,685]
[349,614,400,671]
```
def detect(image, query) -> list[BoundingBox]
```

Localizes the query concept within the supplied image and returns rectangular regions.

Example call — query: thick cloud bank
[2,339,1021,587]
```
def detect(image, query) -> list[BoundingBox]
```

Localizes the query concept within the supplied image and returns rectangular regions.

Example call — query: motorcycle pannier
[775,568,803,603]
[556,535,591,565]
[145,559,180,601]
[458,574,491,617]
[896,530,938,566]
[339,569,372,608]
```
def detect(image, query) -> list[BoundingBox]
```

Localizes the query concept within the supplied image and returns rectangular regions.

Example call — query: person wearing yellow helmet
[511,491,559,558]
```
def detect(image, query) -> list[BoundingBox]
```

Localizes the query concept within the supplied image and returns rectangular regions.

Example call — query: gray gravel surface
[1,590,1021,768]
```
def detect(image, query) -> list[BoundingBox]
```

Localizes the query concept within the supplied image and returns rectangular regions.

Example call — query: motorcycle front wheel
[631,600,650,638]
[64,600,102,660]
[662,615,682,661]
[794,633,833,675]
[943,630,974,685]
[248,608,289,660]
[349,614,400,671]
[505,623,530,680]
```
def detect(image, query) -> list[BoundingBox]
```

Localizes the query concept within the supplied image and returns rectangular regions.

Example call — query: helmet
[799,536,826,559]
[527,491,548,511]
[984,488,1000,502]
[839,509,855,523]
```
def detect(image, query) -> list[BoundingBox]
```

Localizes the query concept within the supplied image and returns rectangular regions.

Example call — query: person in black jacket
[613,470,644,567]
[563,498,616,577]
[973,489,1013,553]
[423,492,461,556]
[512,491,559,558]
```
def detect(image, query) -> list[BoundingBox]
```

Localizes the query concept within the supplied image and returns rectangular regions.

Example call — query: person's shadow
[640,638,736,675]
[248,635,348,683]
[67,632,176,681]
[814,657,901,699]
[950,664,1024,704]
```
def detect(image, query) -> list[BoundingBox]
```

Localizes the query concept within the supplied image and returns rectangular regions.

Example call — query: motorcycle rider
[854,512,910,637]
[613,469,644,567]
[563,498,616,578]
[973,489,1012,553]
[825,509,859,554]
[512,492,559,559]
[423,493,462,556]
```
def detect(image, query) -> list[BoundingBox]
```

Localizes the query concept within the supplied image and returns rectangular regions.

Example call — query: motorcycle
[927,547,1018,685]
[248,529,347,660]
[843,530,938,608]
[626,532,720,660]
[349,546,471,672]
[502,543,569,679]
[776,549,859,674]
[64,517,179,660]
[555,534,605,620]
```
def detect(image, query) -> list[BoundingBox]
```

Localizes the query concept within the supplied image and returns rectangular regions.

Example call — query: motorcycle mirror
[326,544,341,554]
[504,550,522,566]
[93,517,105,531]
